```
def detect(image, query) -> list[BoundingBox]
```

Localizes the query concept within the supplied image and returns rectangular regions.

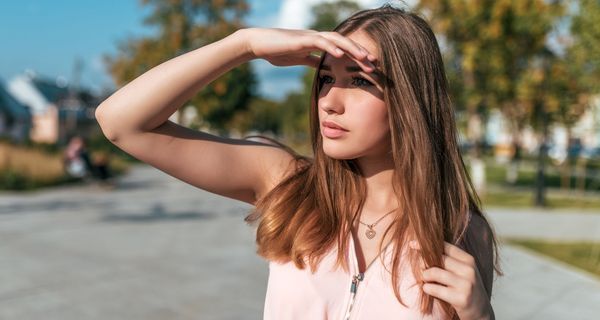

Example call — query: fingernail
[335,48,344,56]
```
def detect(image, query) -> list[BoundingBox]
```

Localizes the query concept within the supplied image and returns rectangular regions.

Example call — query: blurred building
[573,95,600,151]
[485,95,600,163]
[0,80,31,143]
[6,71,100,145]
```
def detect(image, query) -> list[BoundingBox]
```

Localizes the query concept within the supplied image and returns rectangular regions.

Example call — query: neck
[355,153,398,218]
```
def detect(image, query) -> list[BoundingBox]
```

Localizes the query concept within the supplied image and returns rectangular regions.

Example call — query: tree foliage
[568,0,600,96]
[104,0,256,133]
[418,0,566,132]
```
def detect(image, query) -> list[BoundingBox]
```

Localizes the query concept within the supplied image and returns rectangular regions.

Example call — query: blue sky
[0,0,396,100]
[0,0,294,100]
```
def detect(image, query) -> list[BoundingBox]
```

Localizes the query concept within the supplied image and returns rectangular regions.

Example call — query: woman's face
[317,30,390,160]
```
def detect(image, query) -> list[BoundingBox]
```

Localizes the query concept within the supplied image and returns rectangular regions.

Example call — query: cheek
[320,99,390,159]
[349,101,388,134]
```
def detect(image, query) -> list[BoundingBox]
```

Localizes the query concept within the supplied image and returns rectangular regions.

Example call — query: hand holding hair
[410,241,494,320]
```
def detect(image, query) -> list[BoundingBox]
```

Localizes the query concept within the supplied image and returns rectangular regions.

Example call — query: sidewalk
[491,243,600,319]
[486,208,600,241]
[0,164,598,319]
[485,207,600,319]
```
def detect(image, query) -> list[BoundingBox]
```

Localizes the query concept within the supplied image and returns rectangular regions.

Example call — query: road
[0,165,598,319]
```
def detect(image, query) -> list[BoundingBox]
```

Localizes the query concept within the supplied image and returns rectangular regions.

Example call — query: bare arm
[97,30,252,139]
[95,28,375,204]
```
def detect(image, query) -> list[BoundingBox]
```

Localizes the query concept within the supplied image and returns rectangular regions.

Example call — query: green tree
[104,0,257,133]
[547,0,600,191]
[418,0,564,132]
[569,0,600,95]
[418,0,571,205]
[229,97,284,135]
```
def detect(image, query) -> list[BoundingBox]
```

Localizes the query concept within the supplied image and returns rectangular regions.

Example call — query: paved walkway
[487,208,600,241]
[0,165,598,319]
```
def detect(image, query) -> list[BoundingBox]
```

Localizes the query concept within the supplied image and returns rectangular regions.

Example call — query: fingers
[422,266,463,287]
[422,283,463,307]
[410,241,475,266]
[442,254,475,279]
[444,242,476,266]
[410,240,476,283]
[319,32,369,61]
[410,240,489,317]
[308,31,377,72]
[325,32,377,72]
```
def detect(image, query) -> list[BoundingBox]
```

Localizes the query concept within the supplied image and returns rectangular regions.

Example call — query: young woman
[96,5,500,320]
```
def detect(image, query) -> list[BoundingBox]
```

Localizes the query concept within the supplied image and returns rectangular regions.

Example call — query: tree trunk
[559,128,573,190]
[534,111,548,207]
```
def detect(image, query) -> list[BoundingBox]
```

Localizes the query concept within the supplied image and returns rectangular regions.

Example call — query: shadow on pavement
[99,203,215,223]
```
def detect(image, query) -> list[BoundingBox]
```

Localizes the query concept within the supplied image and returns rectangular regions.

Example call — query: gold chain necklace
[358,208,396,239]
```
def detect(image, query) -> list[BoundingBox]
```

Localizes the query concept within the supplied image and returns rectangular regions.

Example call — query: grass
[0,142,67,189]
[507,239,600,278]
[468,157,600,210]
[0,141,130,191]
[484,159,600,192]
[481,189,600,210]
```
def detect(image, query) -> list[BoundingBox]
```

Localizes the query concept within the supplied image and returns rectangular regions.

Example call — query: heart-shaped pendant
[366,229,376,239]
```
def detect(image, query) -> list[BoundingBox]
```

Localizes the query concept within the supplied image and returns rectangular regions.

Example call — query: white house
[7,71,98,145]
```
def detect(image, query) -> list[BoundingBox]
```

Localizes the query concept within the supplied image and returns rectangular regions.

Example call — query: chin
[322,141,361,160]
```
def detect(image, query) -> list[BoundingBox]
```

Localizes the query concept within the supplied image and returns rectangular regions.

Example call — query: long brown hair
[245,5,501,319]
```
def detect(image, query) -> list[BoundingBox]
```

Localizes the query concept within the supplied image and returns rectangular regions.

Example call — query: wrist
[231,28,256,61]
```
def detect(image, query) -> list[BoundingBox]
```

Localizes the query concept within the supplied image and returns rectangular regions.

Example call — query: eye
[318,75,333,86]
[352,76,373,87]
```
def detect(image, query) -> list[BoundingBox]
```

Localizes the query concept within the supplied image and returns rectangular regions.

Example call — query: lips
[321,120,348,139]
[321,120,348,131]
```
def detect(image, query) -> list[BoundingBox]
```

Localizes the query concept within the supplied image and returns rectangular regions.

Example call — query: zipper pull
[350,272,364,293]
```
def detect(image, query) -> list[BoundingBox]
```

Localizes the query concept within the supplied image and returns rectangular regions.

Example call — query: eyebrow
[320,64,382,81]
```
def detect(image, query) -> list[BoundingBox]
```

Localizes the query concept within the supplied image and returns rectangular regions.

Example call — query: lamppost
[534,51,552,207]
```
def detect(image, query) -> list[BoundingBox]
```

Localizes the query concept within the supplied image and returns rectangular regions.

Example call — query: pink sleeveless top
[263,234,445,319]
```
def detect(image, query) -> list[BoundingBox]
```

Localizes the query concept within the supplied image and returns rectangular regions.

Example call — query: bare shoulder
[252,140,299,199]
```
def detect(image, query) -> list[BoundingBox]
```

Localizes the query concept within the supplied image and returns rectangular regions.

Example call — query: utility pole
[64,57,84,142]
[534,53,552,207]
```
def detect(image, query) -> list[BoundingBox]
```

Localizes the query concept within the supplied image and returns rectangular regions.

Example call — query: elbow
[95,105,120,143]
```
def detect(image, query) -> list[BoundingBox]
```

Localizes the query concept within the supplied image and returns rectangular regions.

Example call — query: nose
[318,86,346,114]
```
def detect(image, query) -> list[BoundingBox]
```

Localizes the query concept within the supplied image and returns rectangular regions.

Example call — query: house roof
[31,78,69,104]
[0,80,31,121]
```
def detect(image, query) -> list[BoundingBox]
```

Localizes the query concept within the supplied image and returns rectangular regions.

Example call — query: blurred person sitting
[63,135,95,180]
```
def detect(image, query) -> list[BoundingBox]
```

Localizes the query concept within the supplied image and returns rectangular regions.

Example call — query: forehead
[322,30,379,66]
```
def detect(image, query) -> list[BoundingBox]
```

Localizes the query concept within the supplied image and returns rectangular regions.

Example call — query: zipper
[342,234,394,320]
[343,272,364,320]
